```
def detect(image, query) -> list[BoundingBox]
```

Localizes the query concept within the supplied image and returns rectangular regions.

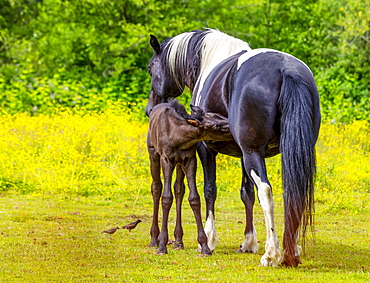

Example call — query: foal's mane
[165,29,252,91]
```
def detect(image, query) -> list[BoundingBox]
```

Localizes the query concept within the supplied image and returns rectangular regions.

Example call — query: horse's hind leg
[197,142,219,251]
[157,156,175,255]
[173,164,185,250]
[237,160,258,254]
[148,146,162,247]
[185,155,212,255]
[243,151,282,267]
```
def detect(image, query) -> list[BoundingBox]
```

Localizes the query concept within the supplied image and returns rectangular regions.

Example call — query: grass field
[0,103,369,281]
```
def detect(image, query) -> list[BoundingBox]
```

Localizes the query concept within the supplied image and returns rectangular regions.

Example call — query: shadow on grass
[305,240,369,272]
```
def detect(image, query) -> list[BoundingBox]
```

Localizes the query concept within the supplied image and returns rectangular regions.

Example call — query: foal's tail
[278,71,320,265]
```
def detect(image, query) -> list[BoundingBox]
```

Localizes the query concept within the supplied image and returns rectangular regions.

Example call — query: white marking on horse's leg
[197,210,219,252]
[251,170,282,267]
[295,232,302,257]
[205,210,219,251]
[239,226,258,253]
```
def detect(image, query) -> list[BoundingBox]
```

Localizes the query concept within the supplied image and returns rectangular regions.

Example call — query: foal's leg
[243,151,282,267]
[173,164,185,249]
[237,160,258,254]
[196,142,219,251]
[148,146,162,247]
[157,156,175,255]
[184,155,212,255]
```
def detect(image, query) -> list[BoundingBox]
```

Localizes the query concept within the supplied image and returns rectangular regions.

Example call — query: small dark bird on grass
[122,220,142,232]
[102,226,120,234]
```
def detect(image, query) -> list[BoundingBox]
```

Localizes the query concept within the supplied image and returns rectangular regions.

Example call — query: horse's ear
[150,34,161,54]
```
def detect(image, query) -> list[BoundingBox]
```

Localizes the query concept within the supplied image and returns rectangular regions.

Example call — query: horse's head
[145,35,184,116]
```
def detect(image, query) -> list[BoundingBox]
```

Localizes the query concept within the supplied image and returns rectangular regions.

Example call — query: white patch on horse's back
[194,29,251,106]
[237,48,312,72]
[237,48,271,70]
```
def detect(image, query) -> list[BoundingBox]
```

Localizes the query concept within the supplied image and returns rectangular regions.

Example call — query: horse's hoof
[282,256,302,267]
[236,248,254,253]
[196,252,212,257]
[201,247,212,256]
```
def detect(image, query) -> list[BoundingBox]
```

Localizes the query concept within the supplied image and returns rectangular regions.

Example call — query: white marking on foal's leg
[251,170,282,267]
[197,210,219,252]
[239,226,258,254]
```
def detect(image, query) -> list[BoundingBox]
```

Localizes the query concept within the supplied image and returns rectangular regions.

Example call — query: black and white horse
[145,29,321,267]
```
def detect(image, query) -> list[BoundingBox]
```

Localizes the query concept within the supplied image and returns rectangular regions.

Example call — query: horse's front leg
[237,160,258,254]
[243,151,282,267]
[184,155,212,255]
[157,156,174,255]
[196,142,219,251]
[173,164,185,250]
[148,145,162,248]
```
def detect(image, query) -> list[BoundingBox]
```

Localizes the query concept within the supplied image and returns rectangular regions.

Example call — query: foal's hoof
[157,247,168,255]
[174,242,184,250]
[149,239,159,247]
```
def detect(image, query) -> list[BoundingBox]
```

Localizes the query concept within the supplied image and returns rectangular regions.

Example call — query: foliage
[0,0,369,122]
[0,101,150,196]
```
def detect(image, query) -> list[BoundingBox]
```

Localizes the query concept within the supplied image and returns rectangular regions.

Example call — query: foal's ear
[150,34,161,54]
[190,105,205,120]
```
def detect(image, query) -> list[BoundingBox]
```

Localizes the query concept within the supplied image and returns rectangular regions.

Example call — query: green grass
[1,192,369,282]
[0,110,369,281]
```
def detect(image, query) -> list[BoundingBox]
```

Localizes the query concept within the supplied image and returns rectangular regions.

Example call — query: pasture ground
[1,192,369,282]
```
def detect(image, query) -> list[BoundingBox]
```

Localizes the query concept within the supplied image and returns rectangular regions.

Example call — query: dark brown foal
[147,100,233,255]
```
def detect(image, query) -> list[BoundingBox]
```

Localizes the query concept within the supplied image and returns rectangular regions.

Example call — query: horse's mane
[165,29,252,91]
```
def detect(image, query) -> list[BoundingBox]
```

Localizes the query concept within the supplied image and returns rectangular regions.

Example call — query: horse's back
[229,49,319,154]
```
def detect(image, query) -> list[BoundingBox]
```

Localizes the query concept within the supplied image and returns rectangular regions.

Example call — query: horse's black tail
[278,71,319,266]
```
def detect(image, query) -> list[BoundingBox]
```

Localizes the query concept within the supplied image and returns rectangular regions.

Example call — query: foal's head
[167,100,231,135]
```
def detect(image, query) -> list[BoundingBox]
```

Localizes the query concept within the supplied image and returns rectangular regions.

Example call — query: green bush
[0,0,369,122]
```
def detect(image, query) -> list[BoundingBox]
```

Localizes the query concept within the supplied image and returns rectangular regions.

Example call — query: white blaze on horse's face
[251,169,283,267]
